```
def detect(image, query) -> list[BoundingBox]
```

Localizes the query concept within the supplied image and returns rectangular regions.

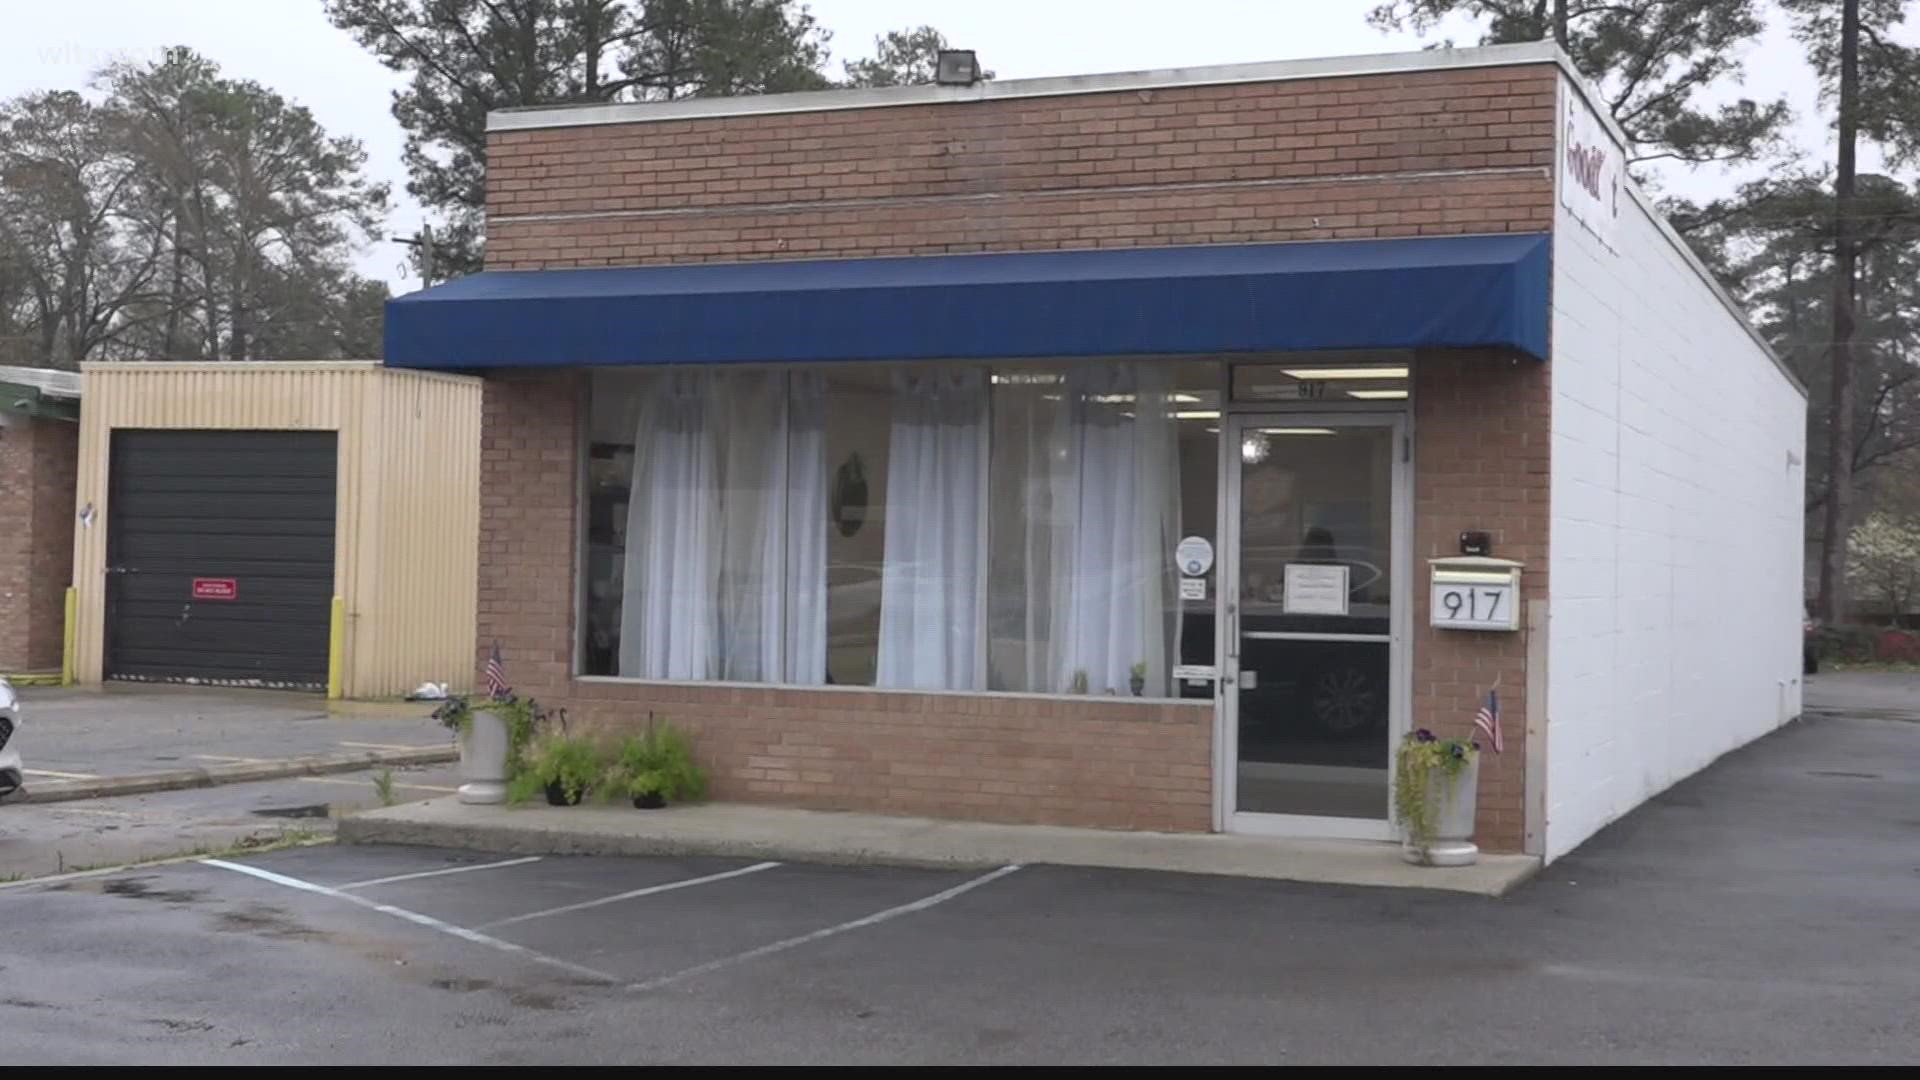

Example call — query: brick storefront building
[386,42,1804,861]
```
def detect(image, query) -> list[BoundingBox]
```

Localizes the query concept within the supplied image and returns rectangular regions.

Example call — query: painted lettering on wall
[1559,91,1622,253]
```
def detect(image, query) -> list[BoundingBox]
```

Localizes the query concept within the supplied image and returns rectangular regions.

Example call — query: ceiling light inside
[1278,367,1410,380]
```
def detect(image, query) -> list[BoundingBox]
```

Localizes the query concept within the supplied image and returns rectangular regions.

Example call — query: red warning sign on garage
[191,577,238,601]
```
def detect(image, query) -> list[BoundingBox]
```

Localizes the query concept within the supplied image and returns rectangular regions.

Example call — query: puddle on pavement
[251,804,333,820]
[101,876,207,904]
[216,904,328,941]
[145,1017,215,1033]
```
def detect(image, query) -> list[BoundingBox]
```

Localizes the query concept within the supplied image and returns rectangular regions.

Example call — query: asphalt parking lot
[2,680,1916,1065]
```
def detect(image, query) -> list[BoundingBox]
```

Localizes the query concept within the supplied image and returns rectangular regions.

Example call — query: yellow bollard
[61,586,77,686]
[327,596,346,700]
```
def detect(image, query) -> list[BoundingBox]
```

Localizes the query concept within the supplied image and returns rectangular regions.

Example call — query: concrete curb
[340,800,1542,897]
[17,746,459,805]
[327,699,461,719]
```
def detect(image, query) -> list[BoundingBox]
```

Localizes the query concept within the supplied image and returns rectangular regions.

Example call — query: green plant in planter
[605,723,707,807]
[1391,728,1479,847]
[434,693,543,776]
[508,733,605,805]
[1129,661,1148,696]
[1069,669,1090,694]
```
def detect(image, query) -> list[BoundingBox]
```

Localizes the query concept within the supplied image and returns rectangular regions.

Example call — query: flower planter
[1401,754,1480,867]
[632,792,667,810]
[544,781,585,807]
[456,708,509,805]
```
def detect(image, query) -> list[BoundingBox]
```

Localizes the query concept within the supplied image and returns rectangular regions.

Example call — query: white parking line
[482,862,782,929]
[627,864,1023,994]
[337,856,543,891]
[200,858,620,985]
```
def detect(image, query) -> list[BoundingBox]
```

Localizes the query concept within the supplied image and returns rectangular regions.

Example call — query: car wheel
[1311,665,1381,735]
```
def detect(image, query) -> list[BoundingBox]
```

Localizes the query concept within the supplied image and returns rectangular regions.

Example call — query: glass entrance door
[1223,415,1405,839]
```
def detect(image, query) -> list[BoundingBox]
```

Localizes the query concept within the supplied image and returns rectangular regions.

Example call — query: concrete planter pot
[1401,754,1480,867]
[457,709,509,805]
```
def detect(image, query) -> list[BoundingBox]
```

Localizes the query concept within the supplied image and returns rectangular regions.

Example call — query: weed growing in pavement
[373,768,397,807]
[56,829,329,877]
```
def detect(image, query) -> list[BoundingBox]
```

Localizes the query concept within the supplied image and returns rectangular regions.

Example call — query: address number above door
[1428,557,1522,632]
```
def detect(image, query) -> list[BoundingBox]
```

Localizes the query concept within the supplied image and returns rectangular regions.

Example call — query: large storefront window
[584,363,1219,697]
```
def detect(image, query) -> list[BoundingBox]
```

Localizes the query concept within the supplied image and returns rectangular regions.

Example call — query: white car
[0,677,21,801]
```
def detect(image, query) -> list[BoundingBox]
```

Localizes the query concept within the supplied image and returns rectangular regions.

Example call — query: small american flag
[1473,687,1504,754]
[484,641,510,700]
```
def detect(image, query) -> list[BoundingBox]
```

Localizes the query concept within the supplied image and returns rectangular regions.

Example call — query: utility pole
[393,223,440,288]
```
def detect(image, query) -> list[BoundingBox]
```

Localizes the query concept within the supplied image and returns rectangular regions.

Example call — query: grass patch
[62,827,330,875]
[2,829,333,887]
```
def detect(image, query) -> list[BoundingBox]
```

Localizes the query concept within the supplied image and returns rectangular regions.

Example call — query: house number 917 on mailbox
[1436,582,1507,624]
[1429,557,1522,632]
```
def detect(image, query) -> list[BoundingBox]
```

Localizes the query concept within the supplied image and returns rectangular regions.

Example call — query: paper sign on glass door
[1282,564,1348,615]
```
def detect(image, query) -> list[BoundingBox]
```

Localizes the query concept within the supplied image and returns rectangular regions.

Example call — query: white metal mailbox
[1429,556,1523,632]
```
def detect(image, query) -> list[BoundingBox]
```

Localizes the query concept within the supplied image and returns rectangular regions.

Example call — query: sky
[0,0,1871,292]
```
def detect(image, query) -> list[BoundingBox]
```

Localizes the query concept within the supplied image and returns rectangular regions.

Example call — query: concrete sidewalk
[9,683,457,803]
[1803,670,1920,721]
[340,799,1539,896]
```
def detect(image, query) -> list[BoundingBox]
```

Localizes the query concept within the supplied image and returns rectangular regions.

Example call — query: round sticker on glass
[1175,536,1214,577]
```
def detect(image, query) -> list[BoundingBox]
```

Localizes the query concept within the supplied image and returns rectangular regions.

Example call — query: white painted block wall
[1545,77,1807,860]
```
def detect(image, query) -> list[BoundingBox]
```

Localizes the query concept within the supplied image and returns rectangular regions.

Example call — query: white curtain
[621,371,721,680]
[877,368,989,690]
[783,372,829,684]
[717,373,785,682]
[619,370,827,683]
[1045,363,1179,695]
[986,373,1060,693]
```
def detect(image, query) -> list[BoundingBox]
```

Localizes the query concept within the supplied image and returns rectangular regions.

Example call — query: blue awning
[384,233,1549,369]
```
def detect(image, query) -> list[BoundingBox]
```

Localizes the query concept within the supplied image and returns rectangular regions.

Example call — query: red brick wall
[1411,350,1549,853]
[569,684,1211,832]
[478,372,1212,831]
[0,418,30,669]
[477,372,580,694]
[0,416,78,672]
[486,64,1557,267]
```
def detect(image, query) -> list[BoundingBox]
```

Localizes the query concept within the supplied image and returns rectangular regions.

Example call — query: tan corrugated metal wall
[72,362,482,698]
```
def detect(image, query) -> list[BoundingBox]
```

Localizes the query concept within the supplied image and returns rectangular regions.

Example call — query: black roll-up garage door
[105,430,338,690]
